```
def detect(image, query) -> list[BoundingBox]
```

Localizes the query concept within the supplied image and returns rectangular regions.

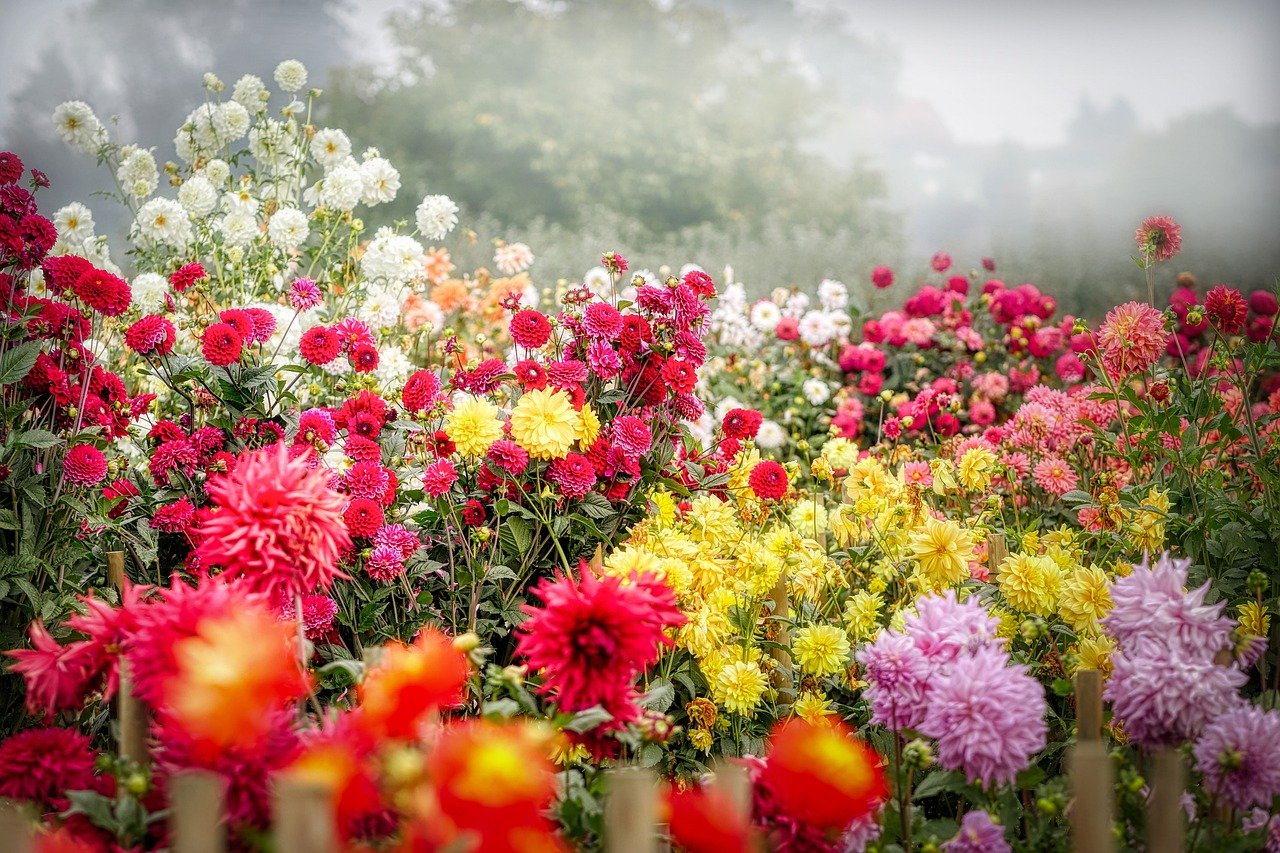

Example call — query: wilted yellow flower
[792,625,851,677]
[1239,601,1271,638]
[957,447,996,492]
[687,727,714,752]
[712,660,768,716]
[792,691,836,727]
[910,516,976,590]
[1058,566,1112,632]
[443,395,504,457]
[929,458,957,495]
[999,552,1064,616]
[827,504,864,547]
[844,590,883,642]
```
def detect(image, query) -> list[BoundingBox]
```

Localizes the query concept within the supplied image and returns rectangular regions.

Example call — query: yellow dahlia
[957,447,996,492]
[443,395,504,457]
[910,516,975,589]
[712,660,768,716]
[575,403,600,447]
[1058,565,1112,632]
[999,552,1063,616]
[791,624,851,677]
[792,691,836,727]
[509,388,579,460]
[844,590,883,642]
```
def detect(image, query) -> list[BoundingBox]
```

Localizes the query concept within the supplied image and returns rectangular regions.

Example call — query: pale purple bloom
[1105,639,1244,748]
[943,811,1010,853]
[1103,553,1234,655]
[858,630,932,730]
[838,809,883,853]
[1193,704,1280,810]
[903,590,1001,665]
[920,645,1047,787]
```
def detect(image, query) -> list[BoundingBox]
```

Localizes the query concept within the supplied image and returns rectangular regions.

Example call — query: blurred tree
[323,0,896,245]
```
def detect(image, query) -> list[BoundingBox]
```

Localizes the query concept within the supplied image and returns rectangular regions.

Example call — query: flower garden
[0,62,1278,853]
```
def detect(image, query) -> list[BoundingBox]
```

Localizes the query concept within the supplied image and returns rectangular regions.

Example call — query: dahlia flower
[0,727,104,811]
[1105,643,1243,748]
[1103,553,1234,655]
[759,720,888,833]
[920,644,1047,787]
[359,629,470,740]
[910,517,975,589]
[62,444,107,487]
[1135,215,1182,262]
[943,811,1011,853]
[443,395,504,457]
[195,444,350,598]
[1097,301,1167,380]
[791,624,851,677]
[510,387,580,460]
[857,630,932,730]
[1193,704,1280,811]
[748,460,789,500]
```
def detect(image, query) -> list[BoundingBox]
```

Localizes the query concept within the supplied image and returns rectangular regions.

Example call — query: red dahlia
[748,460,789,500]
[73,267,132,316]
[660,358,697,394]
[63,444,107,487]
[349,343,379,373]
[548,453,597,498]
[401,369,442,412]
[510,309,552,349]
[169,262,207,292]
[299,326,340,365]
[1204,285,1248,335]
[124,314,176,356]
[201,322,243,366]
[722,407,763,440]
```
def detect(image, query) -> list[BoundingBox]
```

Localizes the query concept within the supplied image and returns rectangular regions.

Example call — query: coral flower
[1097,301,1168,381]
[163,605,310,750]
[759,720,888,833]
[1135,215,1182,262]
[195,444,351,598]
[359,629,470,740]
[510,387,580,460]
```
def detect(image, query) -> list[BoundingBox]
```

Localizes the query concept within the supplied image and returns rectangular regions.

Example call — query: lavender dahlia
[943,810,1011,853]
[1193,704,1280,811]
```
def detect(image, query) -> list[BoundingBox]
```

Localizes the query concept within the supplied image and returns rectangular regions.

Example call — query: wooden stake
[985,534,1008,579]
[1147,747,1186,853]
[170,770,227,853]
[1074,669,1103,742]
[604,766,660,853]
[108,551,149,766]
[768,576,794,699]
[107,550,126,589]
[1069,741,1115,853]
[709,759,752,823]
[361,644,385,672]
[272,775,338,853]
[0,800,34,853]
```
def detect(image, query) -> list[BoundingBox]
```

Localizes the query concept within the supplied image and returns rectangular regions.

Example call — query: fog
[2,0,1277,317]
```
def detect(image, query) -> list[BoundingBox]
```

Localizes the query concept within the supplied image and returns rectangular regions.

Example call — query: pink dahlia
[195,444,350,598]
[920,644,1047,786]
[902,591,1001,665]
[365,545,406,582]
[374,523,421,560]
[549,453,597,499]
[943,811,1010,853]
[1031,456,1077,496]
[857,631,932,730]
[610,415,652,458]
[1106,645,1243,749]
[0,727,103,811]
[288,277,322,310]
[1097,301,1167,381]
[124,314,177,355]
[510,309,552,349]
[583,302,624,339]
[151,497,197,533]
[1204,285,1248,335]
[871,266,894,289]
[487,439,529,475]
[63,444,107,487]
[1135,215,1182,262]
[1103,553,1235,655]
[422,459,458,498]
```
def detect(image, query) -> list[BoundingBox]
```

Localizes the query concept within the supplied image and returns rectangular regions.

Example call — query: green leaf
[62,789,116,831]
[15,429,60,449]
[563,705,614,734]
[912,769,965,801]
[0,342,42,386]
[640,678,675,713]
[482,698,521,719]
[315,658,365,686]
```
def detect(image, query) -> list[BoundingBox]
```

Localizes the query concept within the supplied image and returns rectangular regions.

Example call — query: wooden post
[1074,669,1103,742]
[986,534,1008,579]
[361,644,385,673]
[272,775,338,853]
[604,766,660,853]
[108,551,149,766]
[1069,741,1115,853]
[170,770,227,853]
[768,576,794,699]
[0,800,34,853]
[709,759,751,822]
[1147,748,1186,853]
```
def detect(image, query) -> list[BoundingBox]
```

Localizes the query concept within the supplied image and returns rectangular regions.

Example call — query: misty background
[2,0,1277,318]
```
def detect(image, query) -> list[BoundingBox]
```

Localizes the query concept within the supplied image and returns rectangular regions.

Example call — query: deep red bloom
[1204,285,1248,334]
[72,267,132,316]
[0,151,23,185]
[429,429,456,458]
[63,444,107,487]
[201,322,243,366]
[0,727,105,812]
[619,314,652,352]
[401,369,441,413]
[195,444,351,597]
[40,255,93,296]
[1249,290,1278,317]
[461,499,486,526]
[583,302,624,338]
[219,308,255,341]
[169,262,208,292]
[722,408,763,440]
[349,343,379,373]
[298,326,340,365]
[660,358,697,394]
[748,460,788,500]
[151,497,197,533]
[516,566,685,731]
[548,453,597,498]
[344,497,385,537]
[125,314,176,356]
[510,309,552,349]
[513,359,548,390]
[871,266,894,289]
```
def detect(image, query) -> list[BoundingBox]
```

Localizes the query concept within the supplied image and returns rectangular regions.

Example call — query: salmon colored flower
[759,720,888,833]
[358,628,470,740]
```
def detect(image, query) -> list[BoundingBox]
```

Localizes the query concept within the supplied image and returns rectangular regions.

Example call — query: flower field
[1,62,1278,853]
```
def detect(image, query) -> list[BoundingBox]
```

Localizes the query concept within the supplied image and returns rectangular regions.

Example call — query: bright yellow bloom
[788,501,828,537]
[957,447,996,492]
[443,395,504,457]
[999,552,1064,617]
[844,590,883,642]
[990,605,1019,639]
[575,403,600,447]
[1072,634,1115,677]
[649,490,676,526]
[910,516,976,589]
[509,388,579,460]
[792,691,836,727]
[821,437,859,471]
[791,625,851,677]
[1058,566,1112,632]
[603,546,662,581]
[712,660,768,716]
[1239,601,1271,638]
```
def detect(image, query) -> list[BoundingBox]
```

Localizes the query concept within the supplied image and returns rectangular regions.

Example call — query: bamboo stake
[272,775,338,853]
[170,770,227,853]
[1074,669,1103,742]
[709,759,752,823]
[0,800,34,853]
[108,551,149,766]
[1147,747,1186,853]
[985,533,1008,579]
[362,644,385,672]
[768,576,794,699]
[604,766,660,853]
[1069,741,1115,853]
